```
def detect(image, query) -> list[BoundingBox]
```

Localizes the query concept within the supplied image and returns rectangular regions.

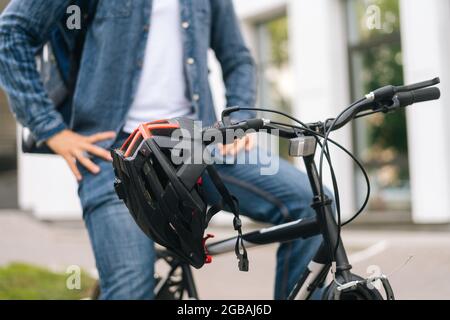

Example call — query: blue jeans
[79,138,324,300]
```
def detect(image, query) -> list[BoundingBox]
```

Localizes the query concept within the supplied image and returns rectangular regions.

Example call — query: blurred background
[1,0,450,299]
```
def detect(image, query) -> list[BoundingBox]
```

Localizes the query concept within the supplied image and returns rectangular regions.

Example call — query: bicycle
[91,77,441,300]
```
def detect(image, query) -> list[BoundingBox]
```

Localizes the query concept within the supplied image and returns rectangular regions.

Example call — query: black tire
[322,273,385,300]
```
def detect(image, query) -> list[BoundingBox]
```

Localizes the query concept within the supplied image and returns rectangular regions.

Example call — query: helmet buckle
[202,233,215,264]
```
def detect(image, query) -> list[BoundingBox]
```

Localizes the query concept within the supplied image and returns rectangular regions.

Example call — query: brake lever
[396,77,440,92]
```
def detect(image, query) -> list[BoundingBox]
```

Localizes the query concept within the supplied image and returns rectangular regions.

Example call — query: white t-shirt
[124,0,192,133]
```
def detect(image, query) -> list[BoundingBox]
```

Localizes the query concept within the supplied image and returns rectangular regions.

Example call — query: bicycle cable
[269,120,371,225]
[317,98,366,261]
[268,120,342,262]
[224,105,371,267]
[227,106,371,224]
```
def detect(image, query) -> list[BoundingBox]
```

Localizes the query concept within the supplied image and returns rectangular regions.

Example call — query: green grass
[0,262,96,300]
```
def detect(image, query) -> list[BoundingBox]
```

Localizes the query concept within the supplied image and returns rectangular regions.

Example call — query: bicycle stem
[303,154,352,280]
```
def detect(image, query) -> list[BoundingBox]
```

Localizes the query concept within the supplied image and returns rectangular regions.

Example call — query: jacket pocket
[195,0,211,26]
[96,0,132,19]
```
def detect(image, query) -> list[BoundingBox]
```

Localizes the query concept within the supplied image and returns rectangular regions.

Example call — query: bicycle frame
[148,78,441,300]
[156,135,353,300]
[113,78,441,300]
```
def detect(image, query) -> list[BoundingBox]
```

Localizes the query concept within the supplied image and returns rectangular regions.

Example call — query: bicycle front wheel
[322,273,385,300]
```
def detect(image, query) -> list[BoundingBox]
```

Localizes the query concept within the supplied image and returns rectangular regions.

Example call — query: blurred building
[0,0,17,210]
[0,0,449,224]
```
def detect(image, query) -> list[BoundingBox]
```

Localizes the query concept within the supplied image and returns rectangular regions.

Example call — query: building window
[255,14,293,159]
[346,0,410,213]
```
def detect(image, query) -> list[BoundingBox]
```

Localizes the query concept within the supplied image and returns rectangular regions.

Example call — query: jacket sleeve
[210,0,257,122]
[0,0,71,144]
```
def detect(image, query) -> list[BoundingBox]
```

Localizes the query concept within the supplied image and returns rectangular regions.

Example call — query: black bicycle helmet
[112,118,248,270]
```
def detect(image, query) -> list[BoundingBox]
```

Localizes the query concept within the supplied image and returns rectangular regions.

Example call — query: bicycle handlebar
[203,119,297,144]
[323,100,372,132]
[368,77,440,101]
[209,77,441,141]
[325,78,441,132]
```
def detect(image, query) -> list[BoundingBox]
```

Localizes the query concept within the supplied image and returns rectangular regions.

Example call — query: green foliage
[362,43,408,153]
[351,0,406,153]
[349,0,410,189]
[0,263,96,300]
[257,15,293,161]
[266,16,289,67]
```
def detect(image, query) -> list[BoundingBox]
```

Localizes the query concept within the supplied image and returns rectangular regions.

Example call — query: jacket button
[187,58,195,65]
[182,21,190,29]
[193,94,200,101]
[143,24,150,32]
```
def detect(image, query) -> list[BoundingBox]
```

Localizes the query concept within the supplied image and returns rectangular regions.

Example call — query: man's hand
[46,129,116,181]
[218,134,256,156]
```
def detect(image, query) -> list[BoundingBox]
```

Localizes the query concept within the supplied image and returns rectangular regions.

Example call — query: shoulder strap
[206,165,249,272]
[76,0,99,38]
[66,0,99,92]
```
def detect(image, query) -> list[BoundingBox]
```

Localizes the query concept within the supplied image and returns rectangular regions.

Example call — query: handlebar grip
[413,87,441,103]
[245,118,265,130]
[395,87,441,107]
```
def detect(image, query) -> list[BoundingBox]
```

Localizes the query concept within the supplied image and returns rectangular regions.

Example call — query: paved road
[1,210,450,299]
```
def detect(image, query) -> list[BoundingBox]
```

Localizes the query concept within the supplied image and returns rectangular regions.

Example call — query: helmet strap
[205,165,249,272]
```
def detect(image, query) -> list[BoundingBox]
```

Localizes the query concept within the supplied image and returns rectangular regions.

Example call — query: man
[0,0,322,299]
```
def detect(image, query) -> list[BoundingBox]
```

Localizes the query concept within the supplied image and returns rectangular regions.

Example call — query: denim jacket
[0,0,256,148]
